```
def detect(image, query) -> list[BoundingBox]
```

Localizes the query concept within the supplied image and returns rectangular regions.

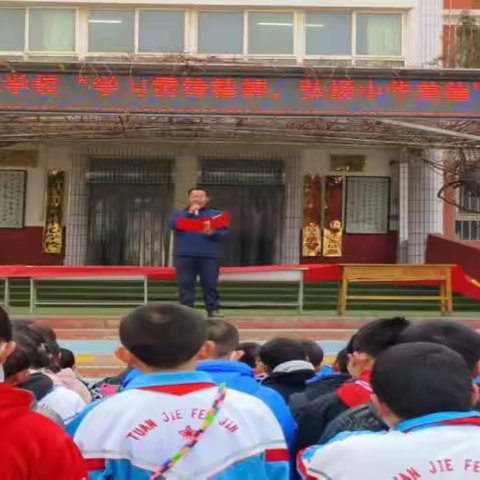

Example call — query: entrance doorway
[86,159,173,266]
[200,159,285,266]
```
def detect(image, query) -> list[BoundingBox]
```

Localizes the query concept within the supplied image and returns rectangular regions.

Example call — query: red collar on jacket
[336,370,372,408]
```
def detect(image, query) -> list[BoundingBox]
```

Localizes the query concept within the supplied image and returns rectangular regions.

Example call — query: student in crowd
[197,319,297,452]
[260,338,315,403]
[292,317,409,451]
[319,319,480,444]
[299,342,480,479]
[14,322,86,422]
[237,341,263,373]
[57,348,92,404]
[300,341,324,373]
[68,304,290,479]
[0,307,87,480]
[289,346,351,415]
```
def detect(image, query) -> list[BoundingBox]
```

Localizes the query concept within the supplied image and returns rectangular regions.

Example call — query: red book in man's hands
[176,213,230,232]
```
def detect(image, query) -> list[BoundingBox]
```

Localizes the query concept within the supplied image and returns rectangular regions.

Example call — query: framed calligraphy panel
[0,170,27,229]
[345,176,390,234]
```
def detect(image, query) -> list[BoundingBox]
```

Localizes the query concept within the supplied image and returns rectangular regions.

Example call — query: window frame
[0,7,27,55]
[86,8,136,55]
[27,6,78,55]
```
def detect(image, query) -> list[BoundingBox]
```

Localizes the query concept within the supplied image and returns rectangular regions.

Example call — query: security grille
[200,159,285,266]
[86,159,174,266]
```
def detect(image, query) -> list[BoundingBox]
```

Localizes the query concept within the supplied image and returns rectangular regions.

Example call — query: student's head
[58,348,76,370]
[0,307,15,373]
[117,304,214,372]
[237,342,262,371]
[260,338,308,373]
[206,319,240,360]
[398,320,480,376]
[188,188,209,208]
[371,342,477,428]
[300,340,324,372]
[348,317,410,379]
[332,348,349,374]
[15,323,54,370]
[3,333,33,385]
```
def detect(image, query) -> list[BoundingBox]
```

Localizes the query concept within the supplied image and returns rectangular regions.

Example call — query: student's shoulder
[226,387,278,413]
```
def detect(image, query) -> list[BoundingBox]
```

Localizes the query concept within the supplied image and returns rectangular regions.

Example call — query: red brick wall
[426,234,480,281]
[0,227,64,265]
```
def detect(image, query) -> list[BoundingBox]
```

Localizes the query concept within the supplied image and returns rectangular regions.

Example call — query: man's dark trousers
[175,256,220,314]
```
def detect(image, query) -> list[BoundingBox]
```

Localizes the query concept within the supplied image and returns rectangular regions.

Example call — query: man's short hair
[371,342,473,419]
[207,319,239,358]
[0,307,12,343]
[300,340,324,368]
[334,348,349,374]
[4,333,34,378]
[59,348,76,370]
[14,323,54,370]
[398,320,480,372]
[260,338,307,370]
[352,317,410,358]
[188,187,209,197]
[238,342,261,369]
[120,304,208,369]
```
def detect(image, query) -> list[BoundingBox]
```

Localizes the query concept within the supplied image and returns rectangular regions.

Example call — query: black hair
[237,342,261,369]
[207,319,239,358]
[372,342,473,419]
[188,187,209,197]
[4,333,34,378]
[14,322,54,370]
[334,348,349,374]
[260,338,307,370]
[120,304,208,369]
[300,340,324,368]
[0,307,12,343]
[398,320,480,373]
[352,317,410,358]
[58,348,76,370]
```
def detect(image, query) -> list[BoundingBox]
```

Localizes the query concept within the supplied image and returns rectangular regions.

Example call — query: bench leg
[440,282,446,316]
[338,277,347,316]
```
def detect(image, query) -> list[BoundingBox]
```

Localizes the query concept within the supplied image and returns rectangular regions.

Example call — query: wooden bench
[338,264,453,316]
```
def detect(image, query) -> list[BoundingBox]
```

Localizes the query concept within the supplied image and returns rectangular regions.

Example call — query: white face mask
[0,343,7,383]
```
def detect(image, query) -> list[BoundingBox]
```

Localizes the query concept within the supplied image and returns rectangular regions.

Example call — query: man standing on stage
[170,188,231,318]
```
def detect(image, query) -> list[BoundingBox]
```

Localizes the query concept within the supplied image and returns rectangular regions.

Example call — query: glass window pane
[30,9,75,52]
[248,12,293,55]
[139,11,184,53]
[306,12,351,55]
[88,10,134,52]
[356,14,401,56]
[198,12,243,54]
[0,8,25,51]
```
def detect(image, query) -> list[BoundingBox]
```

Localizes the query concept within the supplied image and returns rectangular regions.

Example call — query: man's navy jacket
[170,207,231,258]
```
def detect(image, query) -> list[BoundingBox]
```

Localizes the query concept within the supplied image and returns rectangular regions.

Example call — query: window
[30,9,75,52]
[0,8,25,51]
[138,11,184,53]
[455,187,480,240]
[198,12,243,54]
[331,155,366,173]
[306,12,351,56]
[88,10,134,53]
[248,12,294,55]
[356,14,402,56]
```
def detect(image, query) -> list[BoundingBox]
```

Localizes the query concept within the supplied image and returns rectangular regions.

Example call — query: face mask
[0,343,7,383]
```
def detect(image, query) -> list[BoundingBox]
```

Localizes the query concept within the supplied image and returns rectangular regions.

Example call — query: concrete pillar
[407,149,444,263]
[398,157,409,263]
[174,153,199,209]
[420,0,442,66]
[64,151,89,266]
